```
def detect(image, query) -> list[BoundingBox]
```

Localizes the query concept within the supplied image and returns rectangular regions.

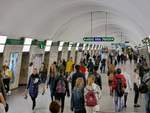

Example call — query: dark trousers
[30,96,36,110]
[74,108,86,113]
[55,93,65,113]
[3,78,10,93]
[124,92,128,106]
[134,90,139,104]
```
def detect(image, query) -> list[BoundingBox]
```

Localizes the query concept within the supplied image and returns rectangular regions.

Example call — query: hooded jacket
[112,74,126,91]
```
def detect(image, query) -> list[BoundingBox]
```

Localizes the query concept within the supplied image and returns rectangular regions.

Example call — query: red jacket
[80,65,86,74]
[112,74,126,91]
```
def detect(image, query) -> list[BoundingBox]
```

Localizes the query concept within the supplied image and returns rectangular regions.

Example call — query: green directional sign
[102,37,114,41]
[83,37,114,42]
[83,37,94,41]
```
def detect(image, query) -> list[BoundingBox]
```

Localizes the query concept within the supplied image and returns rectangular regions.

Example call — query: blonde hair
[75,78,84,88]
[87,75,95,86]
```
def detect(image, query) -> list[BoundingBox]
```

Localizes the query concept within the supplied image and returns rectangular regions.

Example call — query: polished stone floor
[7,61,145,113]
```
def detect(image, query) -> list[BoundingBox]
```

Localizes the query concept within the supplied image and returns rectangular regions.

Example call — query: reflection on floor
[7,61,145,113]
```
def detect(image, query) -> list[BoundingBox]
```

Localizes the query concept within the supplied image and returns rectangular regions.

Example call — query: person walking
[112,68,126,112]
[47,61,57,101]
[142,72,150,113]
[71,65,86,90]
[2,66,11,95]
[121,66,132,108]
[53,69,70,113]
[133,68,140,107]
[71,78,86,113]
[84,76,101,113]
[39,63,47,83]
[26,68,40,110]
[93,65,102,90]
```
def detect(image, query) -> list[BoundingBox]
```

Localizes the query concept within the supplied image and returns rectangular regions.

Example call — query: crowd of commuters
[0,47,150,113]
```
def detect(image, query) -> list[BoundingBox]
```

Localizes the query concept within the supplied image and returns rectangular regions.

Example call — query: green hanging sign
[83,37,114,42]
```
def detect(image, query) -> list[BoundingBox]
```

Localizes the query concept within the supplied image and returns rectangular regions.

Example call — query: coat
[27,74,40,97]
[65,60,74,73]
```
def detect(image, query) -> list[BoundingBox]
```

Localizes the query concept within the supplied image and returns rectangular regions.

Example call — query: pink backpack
[56,78,66,93]
[85,89,97,107]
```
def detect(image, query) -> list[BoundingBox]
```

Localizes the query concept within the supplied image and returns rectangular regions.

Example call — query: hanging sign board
[83,37,114,42]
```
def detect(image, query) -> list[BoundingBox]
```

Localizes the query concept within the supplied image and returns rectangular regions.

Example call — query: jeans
[114,92,124,112]
[145,93,150,113]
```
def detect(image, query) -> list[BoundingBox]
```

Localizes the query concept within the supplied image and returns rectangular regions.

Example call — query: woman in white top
[84,75,101,113]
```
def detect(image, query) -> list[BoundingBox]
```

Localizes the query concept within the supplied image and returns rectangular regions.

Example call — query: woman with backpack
[112,68,126,112]
[26,68,40,110]
[72,77,86,113]
[53,69,70,113]
[84,76,101,113]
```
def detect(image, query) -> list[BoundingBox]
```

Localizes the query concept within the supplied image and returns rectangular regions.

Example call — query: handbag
[139,78,150,93]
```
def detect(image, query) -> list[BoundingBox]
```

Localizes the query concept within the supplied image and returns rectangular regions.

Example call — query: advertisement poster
[9,52,19,84]
[32,54,43,72]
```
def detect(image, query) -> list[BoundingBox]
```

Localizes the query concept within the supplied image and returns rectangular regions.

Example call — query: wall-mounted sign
[83,37,114,42]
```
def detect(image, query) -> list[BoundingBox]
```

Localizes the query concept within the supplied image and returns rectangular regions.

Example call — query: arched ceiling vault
[0,0,149,46]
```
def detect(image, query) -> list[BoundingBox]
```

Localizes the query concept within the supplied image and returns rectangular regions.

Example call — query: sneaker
[134,104,140,107]
[124,105,127,108]
[8,91,11,95]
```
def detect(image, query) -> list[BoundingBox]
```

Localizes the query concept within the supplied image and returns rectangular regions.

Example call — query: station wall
[3,45,23,89]
[0,44,97,89]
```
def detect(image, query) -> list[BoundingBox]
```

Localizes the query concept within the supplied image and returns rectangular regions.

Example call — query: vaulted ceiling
[0,0,149,46]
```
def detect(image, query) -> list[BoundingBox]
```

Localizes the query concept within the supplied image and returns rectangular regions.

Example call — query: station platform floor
[7,61,145,113]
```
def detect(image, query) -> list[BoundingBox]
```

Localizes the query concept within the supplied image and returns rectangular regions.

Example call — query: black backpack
[116,78,124,97]
[139,78,150,93]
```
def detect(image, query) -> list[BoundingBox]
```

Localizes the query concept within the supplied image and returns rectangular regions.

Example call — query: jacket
[143,73,150,93]
[93,72,102,90]
[72,87,85,109]
[112,74,126,91]
[65,60,74,73]
[80,65,86,74]
[27,74,40,97]
[72,71,86,90]
[53,75,70,96]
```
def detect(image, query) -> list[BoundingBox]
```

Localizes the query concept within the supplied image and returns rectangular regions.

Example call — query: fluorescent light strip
[24,38,32,45]
[0,36,7,44]
[58,41,64,51]
[0,45,5,53]
[82,44,86,50]
[68,42,73,51]
[76,43,80,50]
[46,40,52,46]
[22,45,31,52]
[87,44,90,50]
[45,46,51,52]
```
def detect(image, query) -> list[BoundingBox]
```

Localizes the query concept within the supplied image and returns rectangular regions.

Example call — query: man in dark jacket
[71,65,86,90]
[93,66,102,90]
